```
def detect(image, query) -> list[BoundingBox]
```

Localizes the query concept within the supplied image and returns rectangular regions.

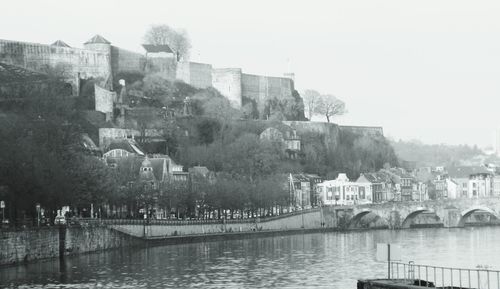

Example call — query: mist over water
[2,227,500,288]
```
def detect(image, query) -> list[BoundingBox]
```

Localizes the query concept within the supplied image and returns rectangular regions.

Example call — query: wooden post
[388,243,391,279]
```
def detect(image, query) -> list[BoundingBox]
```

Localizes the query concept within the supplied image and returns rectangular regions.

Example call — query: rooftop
[142,44,174,53]
[84,35,111,45]
[105,138,145,156]
[447,166,492,178]
[51,40,71,48]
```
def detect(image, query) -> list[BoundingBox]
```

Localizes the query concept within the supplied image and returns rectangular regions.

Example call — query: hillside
[390,139,494,167]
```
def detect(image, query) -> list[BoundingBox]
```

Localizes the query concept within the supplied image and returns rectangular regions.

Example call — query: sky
[2,0,500,147]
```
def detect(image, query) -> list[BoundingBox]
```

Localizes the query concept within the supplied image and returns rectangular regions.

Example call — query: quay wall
[0,226,142,266]
[0,228,59,266]
[111,210,324,238]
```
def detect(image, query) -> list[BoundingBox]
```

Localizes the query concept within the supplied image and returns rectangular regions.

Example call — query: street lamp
[36,203,41,227]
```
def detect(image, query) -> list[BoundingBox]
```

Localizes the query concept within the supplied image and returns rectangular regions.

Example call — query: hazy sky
[3,0,500,147]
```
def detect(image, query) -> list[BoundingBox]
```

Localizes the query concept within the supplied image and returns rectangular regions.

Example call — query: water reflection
[2,227,500,288]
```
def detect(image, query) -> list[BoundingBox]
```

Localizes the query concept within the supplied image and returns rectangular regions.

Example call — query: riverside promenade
[3,197,500,267]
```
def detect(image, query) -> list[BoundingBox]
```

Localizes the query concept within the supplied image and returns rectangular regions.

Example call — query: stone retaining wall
[0,226,142,266]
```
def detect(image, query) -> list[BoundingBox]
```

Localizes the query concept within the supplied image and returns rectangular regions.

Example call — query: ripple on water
[3,227,500,288]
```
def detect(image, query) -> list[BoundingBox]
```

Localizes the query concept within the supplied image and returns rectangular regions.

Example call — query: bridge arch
[458,206,499,227]
[401,208,438,229]
[348,209,388,229]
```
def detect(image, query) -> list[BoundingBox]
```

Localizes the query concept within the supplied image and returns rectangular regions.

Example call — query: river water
[2,227,500,288]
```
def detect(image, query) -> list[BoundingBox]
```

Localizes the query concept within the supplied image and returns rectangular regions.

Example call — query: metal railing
[390,261,500,289]
[63,207,322,227]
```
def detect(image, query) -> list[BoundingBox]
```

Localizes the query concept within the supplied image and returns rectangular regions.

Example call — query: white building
[446,166,494,198]
[493,176,500,196]
[445,179,459,199]
[317,173,364,206]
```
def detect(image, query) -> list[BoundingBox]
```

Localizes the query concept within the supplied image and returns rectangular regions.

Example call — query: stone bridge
[334,197,500,229]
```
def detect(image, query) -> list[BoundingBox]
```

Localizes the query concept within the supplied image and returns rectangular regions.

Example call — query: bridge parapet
[343,197,500,229]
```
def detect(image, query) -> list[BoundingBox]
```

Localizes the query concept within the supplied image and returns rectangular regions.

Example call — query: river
[2,227,500,288]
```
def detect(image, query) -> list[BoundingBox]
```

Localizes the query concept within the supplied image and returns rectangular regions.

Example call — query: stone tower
[139,157,156,185]
[84,35,113,89]
[84,35,111,53]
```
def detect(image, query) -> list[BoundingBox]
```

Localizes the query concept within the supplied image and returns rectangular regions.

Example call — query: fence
[1,207,322,231]
[390,261,500,289]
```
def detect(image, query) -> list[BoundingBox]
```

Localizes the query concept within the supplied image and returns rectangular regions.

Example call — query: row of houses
[415,166,500,199]
[314,168,428,206]
[291,165,500,208]
[94,133,500,210]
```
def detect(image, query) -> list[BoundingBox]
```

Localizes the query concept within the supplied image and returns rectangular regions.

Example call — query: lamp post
[36,203,41,227]
[1,200,5,224]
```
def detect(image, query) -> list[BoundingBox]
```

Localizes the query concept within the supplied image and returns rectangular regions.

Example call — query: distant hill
[390,139,491,167]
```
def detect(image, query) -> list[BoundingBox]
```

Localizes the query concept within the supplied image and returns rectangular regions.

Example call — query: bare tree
[315,94,346,123]
[144,24,192,61]
[302,89,321,120]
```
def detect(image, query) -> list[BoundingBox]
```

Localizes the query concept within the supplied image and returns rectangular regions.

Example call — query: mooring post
[388,243,391,279]
[58,224,66,259]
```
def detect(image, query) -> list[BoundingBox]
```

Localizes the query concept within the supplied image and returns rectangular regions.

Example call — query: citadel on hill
[0,34,297,118]
[0,34,384,157]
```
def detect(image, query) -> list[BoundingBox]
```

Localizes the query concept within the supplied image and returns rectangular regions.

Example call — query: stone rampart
[0,39,112,94]
[241,73,294,118]
[145,56,177,80]
[111,46,146,77]
[340,125,384,136]
[212,68,242,107]
[283,121,341,150]
[176,61,212,89]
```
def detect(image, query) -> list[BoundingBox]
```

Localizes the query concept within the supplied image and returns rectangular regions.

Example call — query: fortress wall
[339,125,384,136]
[176,61,212,89]
[111,46,146,76]
[0,40,112,93]
[241,73,294,118]
[212,68,242,108]
[283,121,341,150]
[145,56,177,80]
[176,61,190,84]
